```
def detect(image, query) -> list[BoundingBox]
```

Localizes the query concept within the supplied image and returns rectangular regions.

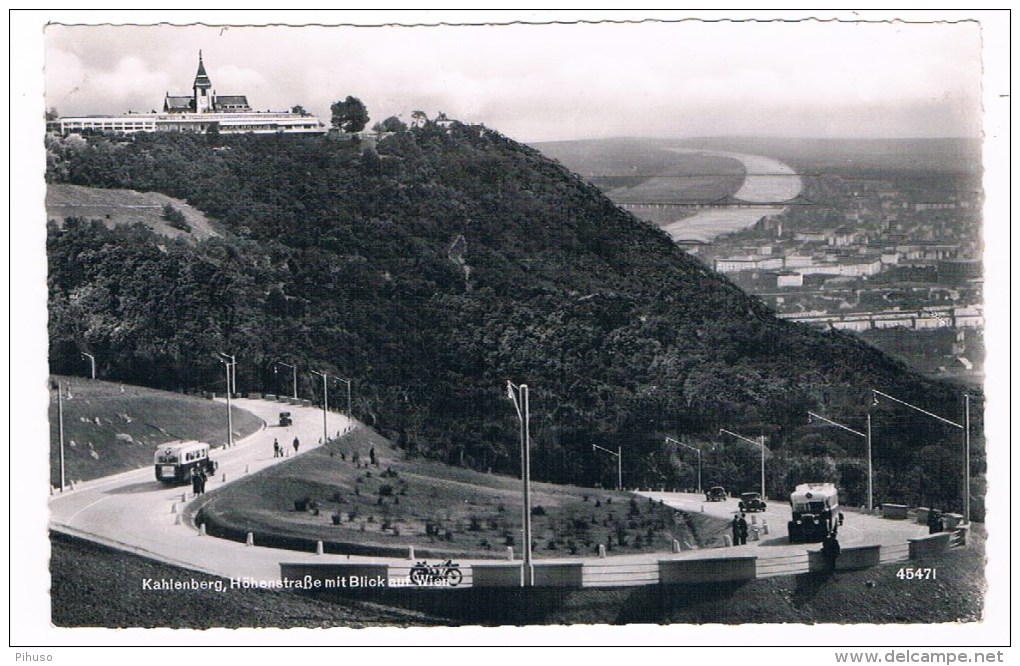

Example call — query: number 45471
[896,567,936,580]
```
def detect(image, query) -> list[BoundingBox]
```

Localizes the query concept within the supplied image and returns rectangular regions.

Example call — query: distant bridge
[618,194,817,210]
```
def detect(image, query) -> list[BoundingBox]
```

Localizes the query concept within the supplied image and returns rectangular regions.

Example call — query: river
[661,149,802,243]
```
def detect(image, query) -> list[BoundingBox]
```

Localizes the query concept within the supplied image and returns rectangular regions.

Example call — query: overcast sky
[43,17,984,142]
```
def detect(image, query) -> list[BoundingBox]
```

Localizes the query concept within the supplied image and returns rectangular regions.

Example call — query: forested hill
[45,122,979,512]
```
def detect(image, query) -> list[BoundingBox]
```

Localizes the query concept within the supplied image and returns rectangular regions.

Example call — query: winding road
[49,398,929,588]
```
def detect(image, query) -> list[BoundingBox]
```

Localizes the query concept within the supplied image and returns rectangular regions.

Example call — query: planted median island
[194,427,729,559]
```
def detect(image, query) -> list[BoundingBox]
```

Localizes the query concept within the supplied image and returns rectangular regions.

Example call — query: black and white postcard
[11,9,1010,659]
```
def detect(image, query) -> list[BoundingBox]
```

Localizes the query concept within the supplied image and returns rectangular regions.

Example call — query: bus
[154,441,218,485]
[788,483,839,543]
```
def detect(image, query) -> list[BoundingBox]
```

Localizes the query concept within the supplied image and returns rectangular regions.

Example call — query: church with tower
[163,51,253,115]
[50,52,324,136]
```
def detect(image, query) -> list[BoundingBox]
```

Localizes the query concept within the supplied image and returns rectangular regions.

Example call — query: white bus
[788,482,839,543]
[154,441,217,485]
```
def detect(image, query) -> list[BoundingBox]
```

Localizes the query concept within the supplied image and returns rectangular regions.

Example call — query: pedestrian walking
[731,515,740,546]
[293,437,300,454]
[273,438,280,458]
[822,530,841,571]
[369,447,377,466]
[198,468,207,495]
[191,468,200,497]
[838,511,844,527]
[737,514,749,545]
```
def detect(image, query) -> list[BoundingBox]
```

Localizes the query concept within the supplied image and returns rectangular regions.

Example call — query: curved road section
[50,398,353,582]
[50,398,929,588]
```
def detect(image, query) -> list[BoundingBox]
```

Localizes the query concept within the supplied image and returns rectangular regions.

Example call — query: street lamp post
[274,361,298,400]
[719,428,766,499]
[310,370,331,446]
[873,389,971,523]
[506,381,533,586]
[808,411,873,510]
[665,436,701,495]
[216,353,236,448]
[591,443,622,491]
[56,380,66,491]
[82,352,96,380]
[336,376,352,420]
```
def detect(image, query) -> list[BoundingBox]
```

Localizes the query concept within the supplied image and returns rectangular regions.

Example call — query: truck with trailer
[787,482,839,543]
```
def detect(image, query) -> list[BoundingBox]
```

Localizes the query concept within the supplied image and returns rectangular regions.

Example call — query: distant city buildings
[48,52,326,136]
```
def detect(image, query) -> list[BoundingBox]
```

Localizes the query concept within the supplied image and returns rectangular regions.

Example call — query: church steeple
[193,51,213,113]
[194,50,212,90]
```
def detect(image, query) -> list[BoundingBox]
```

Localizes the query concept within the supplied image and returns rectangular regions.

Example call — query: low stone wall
[533,562,584,587]
[908,532,952,559]
[943,513,965,530]
[471,563,522,587]
[471,562,584,587]
[807,544,881,572]
[658,556,757,584]
[882,504,910,519]
[916,507,930,525]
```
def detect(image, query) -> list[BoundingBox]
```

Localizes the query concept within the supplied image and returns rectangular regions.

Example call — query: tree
[410,110,429,127]
[374,116,407,134]
[291,105,307,116]
[330,96,369,134]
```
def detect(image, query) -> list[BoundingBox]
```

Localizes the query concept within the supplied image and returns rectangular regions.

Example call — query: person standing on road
[731,515,740,546]
[273,438,280,458]
[822,530,841,571]
[197,468,207,495]
[293,437,300,454]
[737,514,749,545]
[190,468,200,497]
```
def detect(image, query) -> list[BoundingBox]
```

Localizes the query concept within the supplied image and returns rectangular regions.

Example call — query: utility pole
[873,389,970,522]
[217,353,235,447]
[719,428,767,499]
[808,410,872,510]
[507,381,533,586]
[337,376,352,420]
[82,352,96,380]
[57,380,66,491]
[274,361,298,400]
[591,443,623,490]
[311,370,330,446]
[666,436,701,494]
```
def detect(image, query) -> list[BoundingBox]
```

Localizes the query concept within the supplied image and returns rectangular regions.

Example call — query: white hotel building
[48,52,326,136]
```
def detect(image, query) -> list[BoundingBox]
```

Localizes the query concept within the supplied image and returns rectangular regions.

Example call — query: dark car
[705,486,727,502]
[278,411,292,427]
[739,492,767,512]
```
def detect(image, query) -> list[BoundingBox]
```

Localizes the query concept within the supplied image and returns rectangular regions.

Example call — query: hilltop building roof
[50,51,325,136]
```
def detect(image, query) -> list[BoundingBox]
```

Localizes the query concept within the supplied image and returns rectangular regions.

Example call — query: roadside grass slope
[46,183,221,240]
[49,531,444,628]
[49,378,263,486]
[196,427,722,559]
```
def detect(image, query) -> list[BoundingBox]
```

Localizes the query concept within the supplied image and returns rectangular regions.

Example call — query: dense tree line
[45,121,983,517]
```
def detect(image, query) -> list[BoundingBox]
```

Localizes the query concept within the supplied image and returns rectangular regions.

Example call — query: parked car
[278,411,292,427]
[738,492,767,512]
